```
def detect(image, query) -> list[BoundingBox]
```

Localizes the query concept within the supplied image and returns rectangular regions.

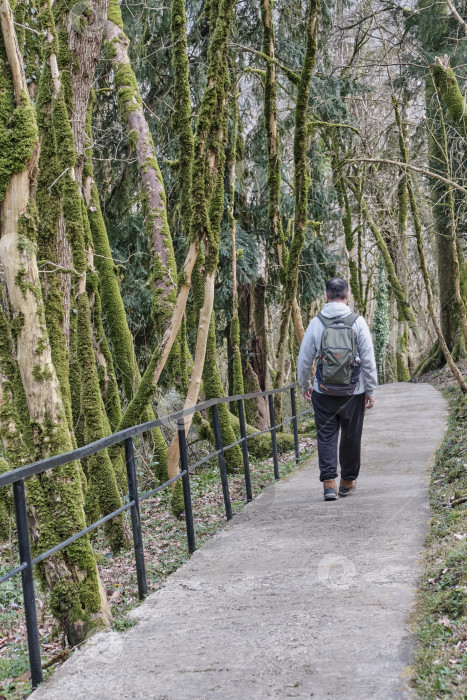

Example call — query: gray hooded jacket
[297,302,377,396]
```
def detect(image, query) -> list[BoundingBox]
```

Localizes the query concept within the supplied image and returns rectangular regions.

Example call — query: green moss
[171,479,185,517]
[49,579,83,624]
[432,63,467,134]
[171,0,194,239]
[114,63,142,120]
[89,285,122,433]
[229,315,244,416]
[229,412,295,458]
[104,38,118,60]
[108,30,177,343]
[107,0,124,29]
[32,364,53,383]
[0,37,38,201]
[274,0,320,422]
[76,293,126,552]
[396,322,411,382]
[0,458,12,542]
[203,316,243,473]
[128,128,138,151]
[260,0,286,259]
[189,0,235,254]
[86,175,140,403]
[0,308,34,466]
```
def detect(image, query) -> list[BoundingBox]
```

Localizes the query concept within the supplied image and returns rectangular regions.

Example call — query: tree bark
[165,0,240,480]
[274,0,320,422]
[0,0,111,643]
[406,176,467,392]
[106,0,177,337]
[38,0,125,549]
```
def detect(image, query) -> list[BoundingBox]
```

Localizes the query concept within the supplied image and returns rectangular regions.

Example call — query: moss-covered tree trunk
[101,0,201,477]
[330,136,363,311]
[166,0,242,480]
[274,0,320,423]
[37,0,125,549]
[427,84,466,357]
[244,278,269,429]
[417,0,467,358]
[228,64,244,413]
[59,0,123,434]
[357,193,417,329]
[0,0,111,642]
[432,82,467,349]
[260,0,286,269]
[406,176,467,392]
[393,96,411,381]
[106,0,177,338]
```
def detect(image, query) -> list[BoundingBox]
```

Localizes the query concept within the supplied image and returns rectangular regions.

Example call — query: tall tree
[0,0,111,643]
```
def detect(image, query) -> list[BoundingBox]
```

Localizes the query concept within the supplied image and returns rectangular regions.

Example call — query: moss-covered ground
[412,360,467,698]
[0,427,315,698]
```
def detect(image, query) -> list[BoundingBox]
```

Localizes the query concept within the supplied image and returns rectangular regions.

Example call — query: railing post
[237,399,252,502]
[13,480,43,688]
[268,394,280,480]
[211,404,232,520]
[290,386,300,465]
[177,419,196,553]
[124,437,147,600]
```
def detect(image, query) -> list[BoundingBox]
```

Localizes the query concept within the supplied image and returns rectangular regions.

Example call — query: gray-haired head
[325,277,349,301]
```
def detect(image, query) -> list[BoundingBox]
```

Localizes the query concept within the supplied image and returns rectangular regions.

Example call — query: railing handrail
[0,381,309,689]
[0,382,300,489]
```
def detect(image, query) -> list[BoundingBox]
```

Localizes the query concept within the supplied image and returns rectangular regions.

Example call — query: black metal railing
[0,382,312,688]
[377,361,386,385]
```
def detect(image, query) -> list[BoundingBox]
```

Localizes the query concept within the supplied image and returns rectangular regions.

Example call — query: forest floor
[28,383,446,700]
[412,360,467,697]
[0,426,316,699]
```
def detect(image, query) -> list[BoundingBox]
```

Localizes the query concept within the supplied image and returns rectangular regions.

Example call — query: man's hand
[302,388,313,402]
[365,394,375,409]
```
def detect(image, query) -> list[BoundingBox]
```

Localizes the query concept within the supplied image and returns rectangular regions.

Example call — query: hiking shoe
[339,478,357,497]
[323,479,338,501]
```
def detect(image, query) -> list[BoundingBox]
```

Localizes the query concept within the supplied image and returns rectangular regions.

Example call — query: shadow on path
[31,383,447,700]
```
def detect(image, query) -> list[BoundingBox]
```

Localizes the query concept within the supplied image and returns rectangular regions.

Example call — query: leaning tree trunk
[357,194,417,329]
[106,0,177,338]
[113,0,198,437]
[0,0,111,643]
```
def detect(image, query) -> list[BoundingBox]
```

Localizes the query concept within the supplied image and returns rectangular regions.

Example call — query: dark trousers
[311,391,366,482]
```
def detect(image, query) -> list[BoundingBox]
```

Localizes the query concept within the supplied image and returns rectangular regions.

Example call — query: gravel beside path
[31,382,447,700]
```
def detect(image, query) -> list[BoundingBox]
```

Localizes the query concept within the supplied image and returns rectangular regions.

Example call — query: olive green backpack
[315,313,361,396]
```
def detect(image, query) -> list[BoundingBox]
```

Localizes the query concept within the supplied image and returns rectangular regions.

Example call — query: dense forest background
[1,0,467,647]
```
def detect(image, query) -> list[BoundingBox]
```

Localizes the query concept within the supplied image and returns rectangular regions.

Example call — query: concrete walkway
[32,383,447,700]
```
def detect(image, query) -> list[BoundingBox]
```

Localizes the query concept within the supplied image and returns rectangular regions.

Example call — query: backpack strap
[342,312,359,327]
[317,312,359,328]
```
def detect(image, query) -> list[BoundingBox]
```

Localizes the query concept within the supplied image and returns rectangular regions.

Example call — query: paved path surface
[32,383,447,700]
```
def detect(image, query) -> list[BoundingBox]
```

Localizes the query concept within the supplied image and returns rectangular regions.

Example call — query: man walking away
[297,278,377,501]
